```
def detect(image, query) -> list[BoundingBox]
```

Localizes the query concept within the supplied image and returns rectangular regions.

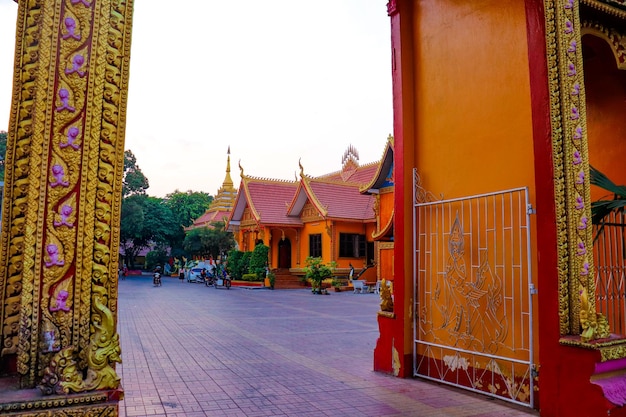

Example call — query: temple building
[226,145,383,283]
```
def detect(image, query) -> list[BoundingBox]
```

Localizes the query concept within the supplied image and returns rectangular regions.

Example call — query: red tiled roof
[288,178,375,222]
[229,177,302,227]
[317,161,380,185]
[308,180,375,221]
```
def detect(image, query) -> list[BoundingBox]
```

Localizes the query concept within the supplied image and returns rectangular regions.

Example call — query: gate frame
[412,175,535,408]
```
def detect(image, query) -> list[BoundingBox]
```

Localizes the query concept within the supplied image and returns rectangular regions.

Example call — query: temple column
[0,0,133,409]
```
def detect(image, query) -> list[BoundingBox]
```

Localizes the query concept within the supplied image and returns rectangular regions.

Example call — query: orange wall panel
[413,1,536,200]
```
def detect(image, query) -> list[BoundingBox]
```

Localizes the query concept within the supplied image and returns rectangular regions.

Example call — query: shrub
[227,250,248,280]
[241,273,261,282]
[249,244,269,279]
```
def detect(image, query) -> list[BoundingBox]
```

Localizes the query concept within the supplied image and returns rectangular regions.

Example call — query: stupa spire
[223,146,233,188]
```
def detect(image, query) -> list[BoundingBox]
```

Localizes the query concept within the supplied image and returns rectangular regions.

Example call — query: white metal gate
[413,176,535,408]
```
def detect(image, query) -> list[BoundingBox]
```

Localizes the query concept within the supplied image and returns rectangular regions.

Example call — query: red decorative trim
[387,0,397,16]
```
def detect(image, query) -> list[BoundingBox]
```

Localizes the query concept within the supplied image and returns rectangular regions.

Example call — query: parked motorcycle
[153,272,162,287]
[205,271,216,287]
[213,269,231,289]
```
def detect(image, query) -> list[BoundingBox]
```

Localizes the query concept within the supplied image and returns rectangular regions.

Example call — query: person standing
[179,266,185,282]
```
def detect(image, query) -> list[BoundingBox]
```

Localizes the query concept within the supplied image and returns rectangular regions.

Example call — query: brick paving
[117,275,539,417]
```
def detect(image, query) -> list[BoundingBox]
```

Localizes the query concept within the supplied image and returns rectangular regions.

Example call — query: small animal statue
[380,278,394,312]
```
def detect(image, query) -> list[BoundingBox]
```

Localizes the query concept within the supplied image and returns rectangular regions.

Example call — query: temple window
[309,234,322,258]
[339,233,366,258]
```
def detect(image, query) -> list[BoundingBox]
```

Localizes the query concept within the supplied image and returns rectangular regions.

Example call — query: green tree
[123,150,149,197]
[182,221,235,259]
[164,189,213,253]
[164,190,213,227]
[0,130,7,181]
[119,195,178,268]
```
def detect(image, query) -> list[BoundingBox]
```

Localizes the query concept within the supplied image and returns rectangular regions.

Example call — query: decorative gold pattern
[581,20,626,69]
[0,0,43,360]
[544,0,609,338]
[1,0,133,392]
[0,391,114,414]
[582,0,626,19]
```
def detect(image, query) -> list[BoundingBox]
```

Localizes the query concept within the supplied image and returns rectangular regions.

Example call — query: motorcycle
[205,270,216,287]
[213,270,231,289]
[153,272,162,287]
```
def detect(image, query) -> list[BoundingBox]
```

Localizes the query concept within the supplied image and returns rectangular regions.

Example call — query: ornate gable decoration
[340,144,360,182]
[302,201,322,222]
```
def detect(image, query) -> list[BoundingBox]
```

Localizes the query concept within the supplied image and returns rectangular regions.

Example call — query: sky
[0,0,393,198]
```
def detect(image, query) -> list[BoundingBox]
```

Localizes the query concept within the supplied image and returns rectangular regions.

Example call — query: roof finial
[298,158,304,178]
[239,159,244,178]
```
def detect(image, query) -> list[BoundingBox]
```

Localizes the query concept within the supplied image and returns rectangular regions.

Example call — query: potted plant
[304,256,336,295]
[331,277,342,292]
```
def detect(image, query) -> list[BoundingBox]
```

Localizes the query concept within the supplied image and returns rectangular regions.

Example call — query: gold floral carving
[544,0,608,339]
[0,0,43,360]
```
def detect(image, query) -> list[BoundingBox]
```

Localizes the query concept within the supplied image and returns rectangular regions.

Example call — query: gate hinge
[530,283,538,295]
[527,204,536,215]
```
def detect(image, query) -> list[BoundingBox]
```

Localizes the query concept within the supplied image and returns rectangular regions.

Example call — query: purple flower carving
[54,204,74,228]
[581,262,589,276]
[576,171,585,185]
[568,63,576,77]
[576,196,584,210]
[574,126,582,140]
[568,40,577,53]
[578,216,588,230]
[565,21,573,34]
[45,244,65,267]
[577,241,586,256]
[61,17,80,41]
[571,83,580,96]
[50,164,69,188]
[55,88,75,113]
[571,107,579,120]
[60,126,81,150]
[65,54,86,77]
[565,0,574,9]
[573,150,581,165]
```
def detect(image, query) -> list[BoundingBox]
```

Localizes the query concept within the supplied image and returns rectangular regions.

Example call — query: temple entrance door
[278,239,291,269]
[413,179,535,408]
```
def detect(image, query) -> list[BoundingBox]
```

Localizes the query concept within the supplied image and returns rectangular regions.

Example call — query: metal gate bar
[412,176,534,408]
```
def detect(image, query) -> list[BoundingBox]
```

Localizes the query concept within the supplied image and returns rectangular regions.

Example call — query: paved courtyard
[117,275,538,417]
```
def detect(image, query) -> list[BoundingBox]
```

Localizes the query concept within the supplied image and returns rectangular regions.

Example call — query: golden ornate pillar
[544,0,609,340]
[0,0,133,410]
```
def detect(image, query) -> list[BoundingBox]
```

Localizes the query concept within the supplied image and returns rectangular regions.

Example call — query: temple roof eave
[360,136,394,193]
[372,209,394,241]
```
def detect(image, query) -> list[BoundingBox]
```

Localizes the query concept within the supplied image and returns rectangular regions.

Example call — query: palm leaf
[590,166,626,241]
